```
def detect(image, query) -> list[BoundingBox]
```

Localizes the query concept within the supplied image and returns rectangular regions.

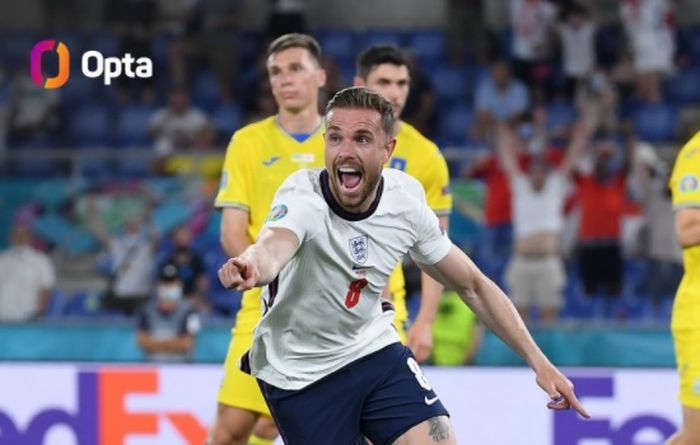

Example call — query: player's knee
[252,417,278,440]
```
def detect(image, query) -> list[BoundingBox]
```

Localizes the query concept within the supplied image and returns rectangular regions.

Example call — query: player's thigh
[218,327,271,416]
[680,404,700,443]
[391,415,456,445]
[258,374,365,445]
[361,344,449,445]
[208,403,259,445]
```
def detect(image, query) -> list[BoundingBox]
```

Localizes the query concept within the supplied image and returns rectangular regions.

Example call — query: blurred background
[0,0,698,443]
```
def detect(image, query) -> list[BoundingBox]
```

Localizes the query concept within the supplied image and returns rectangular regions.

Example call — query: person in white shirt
[0,224,55,321]
[147,86,213,156]
[509,0,557,87]
[497,110,593,322]
[556,3,596,100]
[218,86,589,444]
[620,0,676,102]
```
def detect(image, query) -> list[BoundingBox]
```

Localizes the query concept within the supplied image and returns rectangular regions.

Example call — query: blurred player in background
[209,33,327,445]
[218,87,589,444]
[666,131,700,445]
[354,45,453,362]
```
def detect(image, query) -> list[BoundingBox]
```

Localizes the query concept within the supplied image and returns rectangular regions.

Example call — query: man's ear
[384,137,397,162]
[316,69,327,89]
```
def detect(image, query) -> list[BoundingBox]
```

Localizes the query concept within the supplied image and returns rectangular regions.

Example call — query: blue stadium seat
[192,69,221,111]
[361,29,403,48]
[89,33,120,57]
[67,104,112,147]
[115,105,154,147]
[32,212,97,254]
[61,74,98,107]
[211,104,243,140]
[405,30,445,64]
[666,68,700,105]
[428,65,468,104]
[317,30,356,64]
[546,102,577,131]
[153,200,193,235]
[633,103,677,142]
[437,105,473,146]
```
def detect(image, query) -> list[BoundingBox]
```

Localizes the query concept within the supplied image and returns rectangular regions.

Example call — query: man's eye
[357,136,369,144]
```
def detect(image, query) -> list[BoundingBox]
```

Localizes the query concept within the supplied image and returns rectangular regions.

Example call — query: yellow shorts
[389,262,409,344]
[673,328,700,409]
[217,308,270,416]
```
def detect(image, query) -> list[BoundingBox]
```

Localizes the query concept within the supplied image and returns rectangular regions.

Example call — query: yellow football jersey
[215,116,326,330]
[670,131,700,330]
[386,121,453,303]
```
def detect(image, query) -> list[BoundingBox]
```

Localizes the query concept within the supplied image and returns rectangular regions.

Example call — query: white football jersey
[246,168,452,390]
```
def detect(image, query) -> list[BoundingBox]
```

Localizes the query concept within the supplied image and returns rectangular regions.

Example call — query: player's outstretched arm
[218,227,300,291]
[418,245,591,419]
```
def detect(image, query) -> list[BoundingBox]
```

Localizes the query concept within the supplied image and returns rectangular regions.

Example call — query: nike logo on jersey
[351,264,372,271]
[424,395,439,405]
[262,156,281,166]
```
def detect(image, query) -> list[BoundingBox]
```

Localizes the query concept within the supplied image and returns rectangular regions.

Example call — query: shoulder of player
[277,169,325,201]
[231,115,277,141]
[383,169,426,200]
[396,121,443,158]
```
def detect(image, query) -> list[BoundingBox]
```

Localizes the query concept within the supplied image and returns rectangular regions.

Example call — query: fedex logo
[554,376,677,445]
[0,369,207,445]
[30,39,152,88]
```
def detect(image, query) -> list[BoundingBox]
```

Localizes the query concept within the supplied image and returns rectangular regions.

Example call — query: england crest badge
[349,235,368,264]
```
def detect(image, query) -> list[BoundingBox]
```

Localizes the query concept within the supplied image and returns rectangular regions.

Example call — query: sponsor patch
[219,171,228,191]
[266,204,288,222]
[679,174,699,194]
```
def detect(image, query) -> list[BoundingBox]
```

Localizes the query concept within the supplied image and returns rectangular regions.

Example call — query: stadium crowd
[0,0,696,333]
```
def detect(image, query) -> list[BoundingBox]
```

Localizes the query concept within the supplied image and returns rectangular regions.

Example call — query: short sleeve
[409,202,453,265]
[214,131,253,211]
[260,175,323,243]
[670,148,700,210]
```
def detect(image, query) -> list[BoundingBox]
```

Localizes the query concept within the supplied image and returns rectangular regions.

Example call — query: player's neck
[277,107,322,134]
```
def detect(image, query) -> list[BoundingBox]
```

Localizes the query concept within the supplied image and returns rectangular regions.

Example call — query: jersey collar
[320,170,384,221]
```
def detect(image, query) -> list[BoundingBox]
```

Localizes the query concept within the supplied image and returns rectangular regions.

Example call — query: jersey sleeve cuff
[214,201,250,212]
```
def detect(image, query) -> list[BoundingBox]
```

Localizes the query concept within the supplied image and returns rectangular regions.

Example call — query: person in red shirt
[574,133,633,302]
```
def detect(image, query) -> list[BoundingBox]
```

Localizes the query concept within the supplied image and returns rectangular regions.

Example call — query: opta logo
[30,39,70,89]
[29,40,153,88]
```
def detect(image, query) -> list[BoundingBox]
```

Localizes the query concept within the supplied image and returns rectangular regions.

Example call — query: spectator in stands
[137,262,201,362]
[635,144,683,313]
[620,0,676,103]
[7,66,59,146]
[555,3,596,101]
[103,0,159,104]
[431,291,483,366]
[509,0,557,96]
[497,110,593,322]
[574,131,634,315]
[0,224,56,321]
[148,86,214,157]
[162,225,209,312]
[472,59,529,141]
[167,0,244,102]
[402,55,438,138]
[266,0,309,39]
[88,198,159,315]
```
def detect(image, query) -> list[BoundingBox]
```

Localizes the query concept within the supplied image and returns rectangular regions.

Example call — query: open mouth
[337,166,363,192]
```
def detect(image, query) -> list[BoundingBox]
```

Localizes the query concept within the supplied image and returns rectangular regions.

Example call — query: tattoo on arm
[428,416,450,442]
